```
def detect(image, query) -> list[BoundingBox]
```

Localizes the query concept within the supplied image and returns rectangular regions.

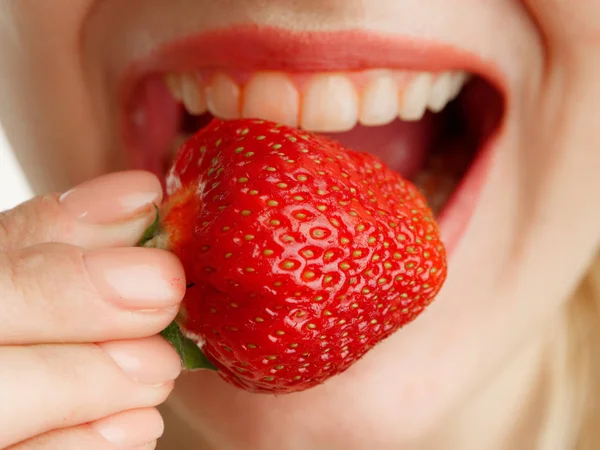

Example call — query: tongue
[323,116,436,179]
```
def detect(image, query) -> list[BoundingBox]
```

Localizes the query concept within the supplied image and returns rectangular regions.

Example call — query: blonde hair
[539,254,600,450]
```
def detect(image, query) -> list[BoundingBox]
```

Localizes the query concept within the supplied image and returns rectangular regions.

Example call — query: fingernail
[100,336,182,385]
[59,171,162,224]
[92,408,164,447]
[84,247,185,309]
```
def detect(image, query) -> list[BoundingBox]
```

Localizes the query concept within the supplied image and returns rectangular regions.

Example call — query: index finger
[0,171,162,252]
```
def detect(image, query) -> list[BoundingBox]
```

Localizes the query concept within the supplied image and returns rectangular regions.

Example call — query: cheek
[514,62,600,310]
[522,0,600,43]
[0,0,110,193]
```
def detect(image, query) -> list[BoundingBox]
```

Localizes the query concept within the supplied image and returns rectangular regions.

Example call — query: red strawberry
[145,118,447,394]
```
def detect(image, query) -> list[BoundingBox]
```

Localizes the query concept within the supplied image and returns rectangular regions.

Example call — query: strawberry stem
[139,205,218,372]
[137,204,161,247]
[160,322,218,371]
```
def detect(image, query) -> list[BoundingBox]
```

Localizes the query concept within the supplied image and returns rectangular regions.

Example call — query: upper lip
[119,24,508,105]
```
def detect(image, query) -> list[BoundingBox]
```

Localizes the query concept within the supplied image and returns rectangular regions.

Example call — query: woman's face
[2,1,600,448]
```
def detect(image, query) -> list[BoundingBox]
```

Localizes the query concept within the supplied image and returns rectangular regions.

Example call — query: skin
[1,1,600,449]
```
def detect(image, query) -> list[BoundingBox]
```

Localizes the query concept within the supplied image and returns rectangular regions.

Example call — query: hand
[0,171,185,450]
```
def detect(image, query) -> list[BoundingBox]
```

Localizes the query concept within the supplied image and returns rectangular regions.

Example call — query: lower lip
[437,129,502,255]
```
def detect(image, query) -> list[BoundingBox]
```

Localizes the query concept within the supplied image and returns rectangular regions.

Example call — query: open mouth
[122,28,506,251]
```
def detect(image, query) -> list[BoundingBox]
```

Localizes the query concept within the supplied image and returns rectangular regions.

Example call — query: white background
[0,125,33,210]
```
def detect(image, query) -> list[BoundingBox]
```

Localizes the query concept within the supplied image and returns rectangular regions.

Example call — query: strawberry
[145,118,447,394]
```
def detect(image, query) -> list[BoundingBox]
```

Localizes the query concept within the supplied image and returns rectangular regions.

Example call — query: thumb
[0,171,162,252]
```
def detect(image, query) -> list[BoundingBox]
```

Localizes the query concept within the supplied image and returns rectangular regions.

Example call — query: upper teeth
[164,69,470,133]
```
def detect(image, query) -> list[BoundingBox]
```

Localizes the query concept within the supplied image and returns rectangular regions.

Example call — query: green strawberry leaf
[137,204,161,247]
[160,322,218,371]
